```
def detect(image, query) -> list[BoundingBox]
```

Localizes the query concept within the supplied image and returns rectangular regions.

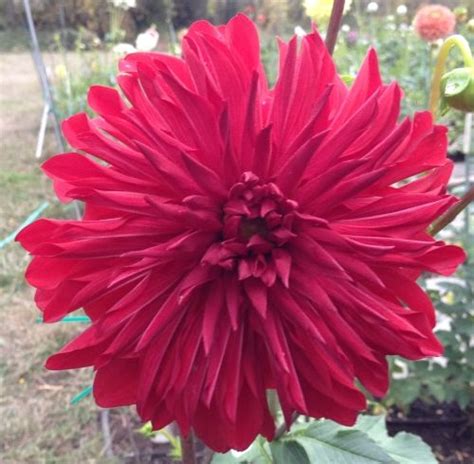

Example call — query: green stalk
[428,35,474,117]
[430,186,474,235]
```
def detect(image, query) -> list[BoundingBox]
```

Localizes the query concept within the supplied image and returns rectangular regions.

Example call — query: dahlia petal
[283,84,333,158]
[401,162,453,195]
[135,140,201,195]
[272,248,291,288]
[88,85,126,116]
[342,83,402,160]
[243,279,268,318]
[196,382,274,452]
[298,376,363,426]
[137,318,182,419]
[94,359,139,407]
[146,196,222,231]
[158,71,222,164]
[283,34,335,140]
[298,159,365,207]
[363,116,411,169]
[62,113,151,178]
[416,244,466,276]
[336,48,382,124]
[225,14,261,74]
[306,91,379,176]
[276,131,328,195]
[271,322,307,413]
[46,325,110,369]
[223,325,245,422]
[379,270,436,326]
[203,320,232,406]
[136,288,183,351]
[202,282,225,354]
[181,151,227,198]
[166,230,215,254]
[272,285,324,345]
[314,166,388,215]
[292,235,351,280]
[224,276,242,331]
[272,36,298,146]
[172,311,203,393]
[43,153,158,199]
[240,72,261,169]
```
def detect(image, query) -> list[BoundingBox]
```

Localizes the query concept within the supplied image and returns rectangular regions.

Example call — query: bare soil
[1,52,129,464]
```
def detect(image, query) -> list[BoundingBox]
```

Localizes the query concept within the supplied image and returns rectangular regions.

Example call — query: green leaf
[212,437,271,464]
[210,453,240,464]
[290,421,395,464]
[270,440,310,464]
[388,377,422,407]
[432,383,448,402]
[354,416,437,464]
[213,417,437,464]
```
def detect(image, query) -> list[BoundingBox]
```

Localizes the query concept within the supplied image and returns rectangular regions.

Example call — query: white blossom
[396,4,408,16]
[367,2,379,13]
[112,42,136,55]
[294,25,307,38]
[135,26,159,52]
[109,0,136,9]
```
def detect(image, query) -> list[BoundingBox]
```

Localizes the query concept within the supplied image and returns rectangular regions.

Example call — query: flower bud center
[239,217,268,240]
[201,172,298,286]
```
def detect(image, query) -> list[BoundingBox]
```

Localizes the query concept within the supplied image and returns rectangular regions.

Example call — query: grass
[0,52,121,464]
[0,29,55,53]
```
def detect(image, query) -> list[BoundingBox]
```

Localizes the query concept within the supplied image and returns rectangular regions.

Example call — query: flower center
[202,172,298,287]
[239,217,268,240]
[223,171,298,246]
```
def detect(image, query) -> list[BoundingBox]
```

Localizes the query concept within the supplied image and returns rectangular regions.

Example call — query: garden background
[0,0,473,463]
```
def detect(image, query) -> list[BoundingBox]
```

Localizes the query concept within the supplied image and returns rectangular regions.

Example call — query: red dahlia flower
[414,5,456,42]
[18,14,465,452]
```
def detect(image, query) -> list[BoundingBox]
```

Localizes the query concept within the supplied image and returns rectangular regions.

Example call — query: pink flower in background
[414,4,456,42]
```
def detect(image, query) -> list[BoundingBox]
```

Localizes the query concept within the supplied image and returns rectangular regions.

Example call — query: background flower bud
[440,67,474,113]
[468,18,474,33]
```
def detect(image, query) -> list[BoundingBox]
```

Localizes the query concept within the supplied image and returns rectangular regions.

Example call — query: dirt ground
[0,52,120,464]
[0,51,202,464]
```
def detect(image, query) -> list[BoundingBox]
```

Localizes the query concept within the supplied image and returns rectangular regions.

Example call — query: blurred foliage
[386,234,474,410]
[212,415,436,463]
[139,422,183,460]
[0,0,171,39]
[332,13,474,144]
[51,31,117,121]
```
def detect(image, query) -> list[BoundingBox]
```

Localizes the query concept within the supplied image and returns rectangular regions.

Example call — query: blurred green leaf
[355,416,437,464]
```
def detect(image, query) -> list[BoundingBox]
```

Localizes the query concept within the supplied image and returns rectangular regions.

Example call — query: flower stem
[181,431,196,464]
[325,0,346,55]
[274,412,299,439]
[430,186,474,235]
[428,35,474,117]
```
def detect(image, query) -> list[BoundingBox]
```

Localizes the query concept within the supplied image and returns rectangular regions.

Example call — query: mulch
[387,400,474,464]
